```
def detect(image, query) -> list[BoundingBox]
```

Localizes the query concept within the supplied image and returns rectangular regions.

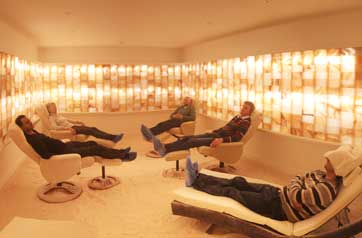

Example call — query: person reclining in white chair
[140,96,195,141]
[15,115,137,161]
[183,149,351,222]
[46,102,123,143]
[146,101,254,157]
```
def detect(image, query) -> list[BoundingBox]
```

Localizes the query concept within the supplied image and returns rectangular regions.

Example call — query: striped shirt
[280,170,341,222]
[213,115,251,143]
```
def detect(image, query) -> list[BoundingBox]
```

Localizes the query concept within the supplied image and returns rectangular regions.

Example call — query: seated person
[141,96,195,141]
[15,115,137,161]
[148,101,254,157]
[46,102,123,143]
[184,149,349,222]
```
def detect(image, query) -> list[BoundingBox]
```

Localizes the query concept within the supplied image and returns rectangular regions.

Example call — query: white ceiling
[1,0,362,48]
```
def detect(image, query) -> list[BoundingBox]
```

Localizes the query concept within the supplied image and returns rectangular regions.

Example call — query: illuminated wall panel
[0,48,359,148]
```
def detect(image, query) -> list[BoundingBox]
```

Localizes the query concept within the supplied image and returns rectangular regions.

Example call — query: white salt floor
[0,135,361,238]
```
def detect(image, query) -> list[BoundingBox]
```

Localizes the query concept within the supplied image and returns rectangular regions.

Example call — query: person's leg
[164,137,214,153]
[72,126,123,142]
[64,141,135,160]
[150,119,183,136]
[192,173,285,220]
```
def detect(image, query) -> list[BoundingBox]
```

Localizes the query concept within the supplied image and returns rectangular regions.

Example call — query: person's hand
[69,128,76,135]
[210,138,223,148]
[172,113,183,119]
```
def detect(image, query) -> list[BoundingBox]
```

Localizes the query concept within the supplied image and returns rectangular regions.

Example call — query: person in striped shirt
[148,101,254,157]
[184,147,355,222]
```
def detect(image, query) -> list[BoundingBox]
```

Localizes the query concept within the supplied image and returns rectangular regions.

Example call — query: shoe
[152,136,166,157]
[123,152,137,162]
[185,156,198,187]
[141,124,153,142]
[120,146,131,153]
[113,133,124,143]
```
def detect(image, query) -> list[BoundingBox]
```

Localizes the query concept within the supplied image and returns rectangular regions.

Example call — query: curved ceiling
[0,0,362,48]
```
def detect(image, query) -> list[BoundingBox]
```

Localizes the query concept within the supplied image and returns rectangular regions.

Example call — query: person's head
[324,147,360,182]
[240,101,255,117]
[15,115,34,133]
[46,102,57,114]
[183,97,193,106]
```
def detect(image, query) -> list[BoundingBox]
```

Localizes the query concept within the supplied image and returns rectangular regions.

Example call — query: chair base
[88,176,120,190]
[37,182,82,203]
[146,150,162,158]
[162,168,185,179]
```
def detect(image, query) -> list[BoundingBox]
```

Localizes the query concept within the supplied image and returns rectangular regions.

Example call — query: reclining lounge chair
[171,146,362,238]
[7,122,122,203]
[35,103,114,148]
[198,110,262,170]
[163,111,261,176]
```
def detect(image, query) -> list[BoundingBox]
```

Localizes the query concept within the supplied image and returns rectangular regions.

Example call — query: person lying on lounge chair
[46,102,123,143]
[141,96,195,141]
[143,101,254,157]
[15,115,137,161]
[183,148,352,222]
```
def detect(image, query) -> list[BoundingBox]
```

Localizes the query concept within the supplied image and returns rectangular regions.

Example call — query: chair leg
[219,162,225,168]
[88,165,120,190]
[176,160,180,171]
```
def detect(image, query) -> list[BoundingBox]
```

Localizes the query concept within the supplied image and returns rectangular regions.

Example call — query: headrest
[324,145,362,178]
[35,104,51,129]
[241,111,262,144]
[7,123,41,164]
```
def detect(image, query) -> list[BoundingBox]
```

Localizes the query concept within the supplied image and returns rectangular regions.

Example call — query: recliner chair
[198,110,262,171]
[35,103,114,148]
[7,122,122,203]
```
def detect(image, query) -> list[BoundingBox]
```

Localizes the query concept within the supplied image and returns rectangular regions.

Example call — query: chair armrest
[199,142,244,164]
[180,121,196,136]
[39,154,82,183]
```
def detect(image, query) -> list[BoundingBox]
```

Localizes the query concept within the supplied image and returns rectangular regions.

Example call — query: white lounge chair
[163,111,261,176]
[7,122,122,202]
[171,148,362,238]
[35,103,114,148]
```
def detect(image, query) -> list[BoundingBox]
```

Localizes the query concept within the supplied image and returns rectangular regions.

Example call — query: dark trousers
[165,133,218,153]
[192,173,287,221]
[150,119,183,136]
[64,141,126,159]
[72,126,117,141]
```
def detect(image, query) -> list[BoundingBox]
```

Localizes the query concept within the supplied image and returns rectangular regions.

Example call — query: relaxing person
[184,148,351,222]
[46,102,123,143]
[148,101,255,157]
[141,96,195,141]
[15,115,137,161]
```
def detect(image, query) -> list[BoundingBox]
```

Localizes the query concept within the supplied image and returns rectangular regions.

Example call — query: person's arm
[286,175,306,210]
[27,135,55,159]
[170,106,181,119]
[49,116,69,130]
[67,119,84,125]
[182,105,196,121]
